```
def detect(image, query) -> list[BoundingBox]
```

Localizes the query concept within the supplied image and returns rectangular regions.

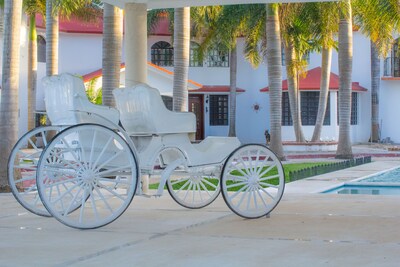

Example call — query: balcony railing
[384,57,400,77]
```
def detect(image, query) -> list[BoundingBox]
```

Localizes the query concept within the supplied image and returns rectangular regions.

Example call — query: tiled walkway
[1,157,400,267]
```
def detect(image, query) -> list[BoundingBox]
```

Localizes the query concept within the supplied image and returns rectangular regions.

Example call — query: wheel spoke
[174,178,191,195]
[228,184,249,200]
[199,180,212,197]
[96,177,132,186]
[97,182,127,202]
[89,130,98,169]
[201,178,219,189]
[40,131,48,147]
[14,175,36,184]
[256,189,269,209]
[258,185,275,200]
[258,164,277,178]
[226,181,248,189]
[63,185,83,216]
[96,164,132,177]
[93,186,114,213]
[235,186,251,209]
[92,136,114,171]
[94,150,125,173]
[237,157,251,176]
[259,181,279,188]
[27,137,39,151]
[259,174,281,182]
[226,173,247,182]
[48,181,81,204]
[60,137,85,170]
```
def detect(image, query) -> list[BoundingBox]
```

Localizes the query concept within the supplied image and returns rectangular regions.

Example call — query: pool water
[322,166,400,196]
[323,184,400,196]
[359,167,400,183]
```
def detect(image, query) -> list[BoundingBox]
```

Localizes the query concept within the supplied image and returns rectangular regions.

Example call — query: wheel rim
[221,145,285,219]
[8,126,62,217]
[36,124,138,229]
[167,165,221,209]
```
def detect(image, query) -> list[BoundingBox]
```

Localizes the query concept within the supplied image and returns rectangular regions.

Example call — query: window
[337,92,358,125]
[282,92,292,126]
[351,92,358,125]
[190,42,203,67]
[37,35,46,63]
[151,41,174,66]
[206,46,229,67]
[210,95,228,125]
[384,39,400,77]
[301,92,330,126]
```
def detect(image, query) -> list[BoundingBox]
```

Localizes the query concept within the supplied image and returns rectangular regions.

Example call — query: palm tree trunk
[266,4,285,160]
[0,0,23,190]
[284,42,305,142]
[312,47,332,142]
[370,41,380,142]
[102,3,123,107]
[173,7,190,112]
[28,15,37,131]
[46,0,59,76]
[228,45,237,137]
[336,1,353,159]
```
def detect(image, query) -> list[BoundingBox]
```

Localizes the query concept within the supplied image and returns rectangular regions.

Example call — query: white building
[7,14,400,145]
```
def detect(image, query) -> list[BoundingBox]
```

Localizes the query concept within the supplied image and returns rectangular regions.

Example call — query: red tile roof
[82,63,244,93]
[36,14,103,34]
[260,67,367,92]
[35,13,171,35]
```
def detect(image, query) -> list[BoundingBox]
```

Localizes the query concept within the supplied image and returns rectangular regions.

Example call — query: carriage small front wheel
[221,144,285,219]
[36,124,139,229]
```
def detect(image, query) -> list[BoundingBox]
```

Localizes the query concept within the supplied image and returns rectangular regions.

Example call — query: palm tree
[46,0,100,77]
[25,0,46,131]
[46,0,58,76]
[280,3,309,142]
[147,8,191,112]
[0,0,23,191]
[309,2,339,142]
[336,0,353,159]
[173,7,190,112]
[266,3,285,160]
[353,0,400,142]
[102,3,123,107]
[197,5,254,137]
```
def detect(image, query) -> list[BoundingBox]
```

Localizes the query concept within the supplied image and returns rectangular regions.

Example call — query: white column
[124,3,147,87]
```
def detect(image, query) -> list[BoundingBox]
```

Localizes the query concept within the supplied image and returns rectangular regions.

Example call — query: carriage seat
[113,84,196,136]
[42,73,119,127]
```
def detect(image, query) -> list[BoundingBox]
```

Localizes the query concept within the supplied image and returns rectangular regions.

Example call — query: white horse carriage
[8,73,285,229]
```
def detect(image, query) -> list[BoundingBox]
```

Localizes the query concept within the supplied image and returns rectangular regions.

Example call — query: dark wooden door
[189,94,204,141]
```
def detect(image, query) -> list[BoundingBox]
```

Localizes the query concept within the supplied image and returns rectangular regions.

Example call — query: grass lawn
[149,162,329,190]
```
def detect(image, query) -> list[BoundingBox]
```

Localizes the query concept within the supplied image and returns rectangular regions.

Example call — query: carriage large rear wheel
[221,144,285,219]
[36,124,139,229]
[8,126,62,217]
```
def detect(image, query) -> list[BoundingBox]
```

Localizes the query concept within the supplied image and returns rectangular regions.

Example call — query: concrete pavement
[1,158,400,267]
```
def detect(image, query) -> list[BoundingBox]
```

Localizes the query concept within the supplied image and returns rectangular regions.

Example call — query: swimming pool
[322,166,400,196]
[355,166,400,183]
[323,184,400,195]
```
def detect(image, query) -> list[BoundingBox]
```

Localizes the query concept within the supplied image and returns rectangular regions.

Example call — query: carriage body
[8,73,285,229]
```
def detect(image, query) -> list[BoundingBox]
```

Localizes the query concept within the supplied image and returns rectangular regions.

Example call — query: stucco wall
[13,28,376,145]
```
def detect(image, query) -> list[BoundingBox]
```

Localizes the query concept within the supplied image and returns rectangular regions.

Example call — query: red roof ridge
[82,62,202,88]
[260,67,367,92]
